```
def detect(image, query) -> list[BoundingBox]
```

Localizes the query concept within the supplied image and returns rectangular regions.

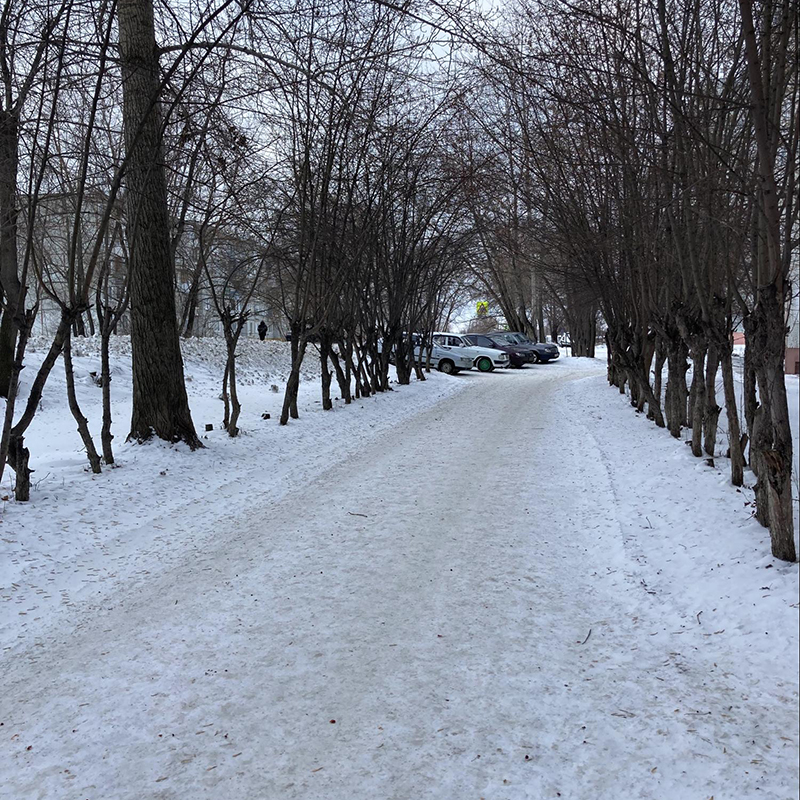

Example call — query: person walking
[257,320,268,341]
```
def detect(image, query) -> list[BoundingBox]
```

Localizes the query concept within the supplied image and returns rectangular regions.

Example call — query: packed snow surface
[1,343,798,799]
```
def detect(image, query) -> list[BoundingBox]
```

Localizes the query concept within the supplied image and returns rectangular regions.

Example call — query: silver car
[433,332,510,372]
[378,337,474,374]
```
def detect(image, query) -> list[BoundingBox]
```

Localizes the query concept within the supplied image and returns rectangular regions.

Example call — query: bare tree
[116,0,202,447]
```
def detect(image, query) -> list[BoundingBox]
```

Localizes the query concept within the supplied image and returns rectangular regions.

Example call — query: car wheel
[531,353,541,364]
[476,356,493,372]
[439,359,455,375]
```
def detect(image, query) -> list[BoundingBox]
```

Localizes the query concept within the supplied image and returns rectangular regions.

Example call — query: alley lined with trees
[0,0,796,560]
[0,0,797,791]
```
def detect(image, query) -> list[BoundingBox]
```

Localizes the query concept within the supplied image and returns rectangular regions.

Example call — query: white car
[433,332,510,372]
[378,337,474,374]
[421,342,474,374]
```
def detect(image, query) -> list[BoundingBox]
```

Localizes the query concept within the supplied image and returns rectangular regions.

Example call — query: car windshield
[493,333,516,344]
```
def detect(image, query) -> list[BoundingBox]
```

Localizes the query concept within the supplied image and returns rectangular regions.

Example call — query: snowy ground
[1,344,798,799]
[0,337,462,649]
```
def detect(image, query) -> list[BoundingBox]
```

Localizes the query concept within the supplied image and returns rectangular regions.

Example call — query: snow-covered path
[1,363,798,799]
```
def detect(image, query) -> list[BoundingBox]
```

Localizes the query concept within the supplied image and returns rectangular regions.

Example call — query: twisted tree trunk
[63,328,102,474]
[330,343,351,404]
[280,327,306,425]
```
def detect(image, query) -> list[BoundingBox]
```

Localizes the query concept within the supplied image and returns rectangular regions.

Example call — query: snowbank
[564,372,799,690]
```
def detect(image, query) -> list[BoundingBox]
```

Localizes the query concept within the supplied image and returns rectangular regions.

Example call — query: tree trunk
[537,298,545,343]
[742,318,758,438]
[703,344,721,458]
[378,347,392,392]
[222,360,230,430]
[330,345,351,404]
[281,363,302,425]
[280,333,306,425]
[357,346,372,397]
[180,271,201,337]
[100,320,115,464]
[640,333,656,414]
[0,306,15,399]
[225,336,241,437]
[118,0,199,447]
[689,342,707,457]
[638,371,665,427]
[8,433,30,501]
[74,314,87,338]
[752,288,796,561]
[0,110,21,400]
[720,345,744,486]
[665,338,688,439]
[394,332,412,385]
[652,335,666,419]
[413,351,426,381]
[1,310,69,498]
[750,402,771,528]
[628,367,641,407]
[738,0,795,561]
[351,341,370,398]
[63,329,102,474]
[570,309,595,357]
[0,307,33,488]
[320,339,333,410]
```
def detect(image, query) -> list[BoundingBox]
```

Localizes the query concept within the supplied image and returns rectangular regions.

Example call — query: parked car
[432,332,510,372]
[378,336,474,374]
[421,342,474,374]
[514,333,560,362]
[462,333,532,367]
[495,331,560,363]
